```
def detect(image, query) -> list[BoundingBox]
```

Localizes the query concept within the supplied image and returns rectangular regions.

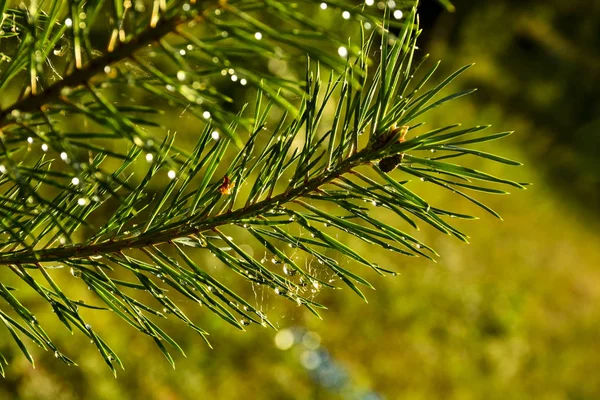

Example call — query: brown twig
[0,148,376,265]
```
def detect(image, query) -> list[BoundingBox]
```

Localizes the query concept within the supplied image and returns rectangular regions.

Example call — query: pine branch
[0,0,524,375]
[0,139,386,264]
[0,6,203,126]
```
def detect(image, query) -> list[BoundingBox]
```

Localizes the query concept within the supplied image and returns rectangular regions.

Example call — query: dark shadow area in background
[414,0,600,216]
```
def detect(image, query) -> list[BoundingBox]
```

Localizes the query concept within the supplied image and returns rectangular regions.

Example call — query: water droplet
[203,111,211,119]
[240,319,250,326]
[41,144,49,152]
[53,44,66,56]
[71,177,80,185]
[365,0,374,5]
[240,78,247,85]
[320,2,327,9]
[145,153,154,162]
[0,165,6,174]
[338,46,348,58]
[211,131,219,140]
[70,267,82,278]
[65,18,73,27]
[77,198,88,206]
[85,324,92,330]
[167,170,176,179]
[283,265,296,276]
[27,136,33,144]
[254,32,262,40]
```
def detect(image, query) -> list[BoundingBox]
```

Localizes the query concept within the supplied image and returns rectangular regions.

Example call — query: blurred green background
[1,0,600,399]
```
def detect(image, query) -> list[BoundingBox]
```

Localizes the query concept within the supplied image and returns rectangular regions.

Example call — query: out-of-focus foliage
[425,0,600,213]
[0,0,598,399]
